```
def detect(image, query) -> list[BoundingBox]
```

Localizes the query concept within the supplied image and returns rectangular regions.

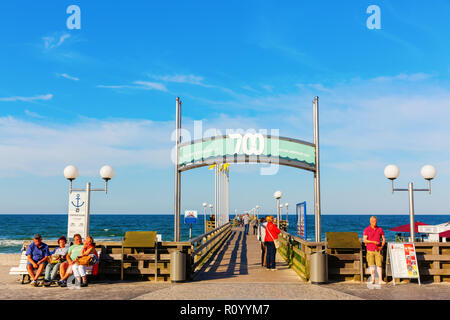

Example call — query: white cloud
[24,110,45,119]
[97,81,167,92]
[148,74,204,85]
[0,117,175,178]
[133,81,168,92]
[0,94,53,102]
[60,73,79,81]
[371,73,432,82]
[43,33,71,49]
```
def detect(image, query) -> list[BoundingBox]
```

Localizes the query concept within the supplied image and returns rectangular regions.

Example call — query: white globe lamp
[64,165,79,181]
[421,165,436,180]
[100,165,114,181]
[384,164,400,180]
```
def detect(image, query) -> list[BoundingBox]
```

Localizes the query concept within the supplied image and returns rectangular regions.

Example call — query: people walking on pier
[243,213,251,235]
[257,217,267,267]
[264,216,281,270]
[58,234,84,287]
[363,216,386,285]
[43,236,68,286]
[26,233,51,287]
[252,218,258,235]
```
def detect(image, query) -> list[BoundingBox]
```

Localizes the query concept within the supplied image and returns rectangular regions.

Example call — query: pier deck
[194,226,300,283]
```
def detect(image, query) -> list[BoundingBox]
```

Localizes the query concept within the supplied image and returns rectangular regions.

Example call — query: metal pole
[174,97,182,242]
[313,96,322,242]
[276,199,280,228]
[86,182,91,238]
[408,182,415,242]
[203,206,207,234]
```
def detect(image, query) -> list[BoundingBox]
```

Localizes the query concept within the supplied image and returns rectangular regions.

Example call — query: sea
[0,214,449,254]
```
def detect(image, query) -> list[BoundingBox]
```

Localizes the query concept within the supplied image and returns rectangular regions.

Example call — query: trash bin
[310,250,328,284]
[170,251,186,282]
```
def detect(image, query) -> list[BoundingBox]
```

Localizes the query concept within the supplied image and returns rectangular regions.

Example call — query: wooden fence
[277,232,450,283]
[278,231,325,282]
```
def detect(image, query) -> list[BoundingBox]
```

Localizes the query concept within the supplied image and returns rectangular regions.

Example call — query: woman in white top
[257,218,267,267]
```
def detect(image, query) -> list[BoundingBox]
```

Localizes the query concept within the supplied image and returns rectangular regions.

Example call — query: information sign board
[388,242,420,285]
[184,210,198,224]
[67,191,89,239]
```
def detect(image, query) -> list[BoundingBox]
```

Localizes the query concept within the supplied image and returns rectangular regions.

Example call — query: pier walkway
[194,226,300,283]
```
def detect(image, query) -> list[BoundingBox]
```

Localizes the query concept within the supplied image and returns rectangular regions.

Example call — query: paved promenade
[1,227,450,300]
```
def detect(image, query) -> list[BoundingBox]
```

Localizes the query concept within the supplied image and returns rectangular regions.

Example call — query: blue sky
[0,1,449,215]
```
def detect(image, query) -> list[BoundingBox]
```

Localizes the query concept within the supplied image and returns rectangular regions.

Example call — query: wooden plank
[329,268,359,275]
[432,245,441,283]
[292,246,306,260]
[419,269,450,276]
[417,254,450,261]
[327,253,360,260]
[291,264,308,282]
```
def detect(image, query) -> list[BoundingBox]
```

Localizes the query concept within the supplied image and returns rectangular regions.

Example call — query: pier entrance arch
[173,97,322,242]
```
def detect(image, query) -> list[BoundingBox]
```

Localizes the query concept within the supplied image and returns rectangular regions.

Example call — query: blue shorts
[27,261,47,268]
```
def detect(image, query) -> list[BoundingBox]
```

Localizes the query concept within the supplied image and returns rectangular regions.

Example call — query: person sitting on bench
[58,234,83,287]
[43,236,68,286]
[26,233,51,287]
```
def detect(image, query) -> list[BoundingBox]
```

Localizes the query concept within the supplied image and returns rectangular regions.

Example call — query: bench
[9,242,102,284]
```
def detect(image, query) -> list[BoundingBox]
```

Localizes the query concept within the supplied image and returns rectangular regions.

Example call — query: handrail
[189,222,231,244]
[279,230,325,247]
[188,222,233,276]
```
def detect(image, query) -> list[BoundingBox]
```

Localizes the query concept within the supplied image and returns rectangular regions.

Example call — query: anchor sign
[71,194,85,213]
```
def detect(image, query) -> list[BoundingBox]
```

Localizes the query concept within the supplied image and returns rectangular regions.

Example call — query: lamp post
[255,205,260,219]
[274,191,282,228]
[64,165,114,239]
[209,204,214,228]
[384,164,436,242]
[202,202,207,233]
[285,203,289,226]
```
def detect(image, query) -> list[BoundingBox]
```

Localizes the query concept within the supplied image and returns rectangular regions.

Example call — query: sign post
[388,242,421,285]
[67,189,89,239]
[184,210,198,240]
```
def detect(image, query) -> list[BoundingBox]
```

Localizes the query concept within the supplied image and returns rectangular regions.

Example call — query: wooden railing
[277,233,450,283]
[278,231,325,282]
[189,222,232,278]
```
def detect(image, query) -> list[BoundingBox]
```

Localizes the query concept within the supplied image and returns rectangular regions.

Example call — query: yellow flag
[208,164,216,170]
[222,163,230,172]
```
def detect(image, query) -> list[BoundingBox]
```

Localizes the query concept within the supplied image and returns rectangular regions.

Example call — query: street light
[285,203,289,226]
[255,205,260,219]
[209,204,214,228]
[202,202,207,233]
[64,165,114,238]
[384,164,436,242]
[274,191,282,228]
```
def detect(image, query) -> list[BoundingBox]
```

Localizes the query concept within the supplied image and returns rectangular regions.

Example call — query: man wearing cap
[26,234,51,286]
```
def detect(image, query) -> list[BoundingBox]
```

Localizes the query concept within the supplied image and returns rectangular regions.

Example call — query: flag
[208,164,216,170]
[222,163,230,172]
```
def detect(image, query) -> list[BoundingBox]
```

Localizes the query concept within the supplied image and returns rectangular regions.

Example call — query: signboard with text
[178,135,316,171]
[184,210,198,224]
[388,242,420,285]
[67,191,89,240]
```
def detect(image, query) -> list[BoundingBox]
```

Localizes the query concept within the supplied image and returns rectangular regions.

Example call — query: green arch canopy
[178,135,316,172]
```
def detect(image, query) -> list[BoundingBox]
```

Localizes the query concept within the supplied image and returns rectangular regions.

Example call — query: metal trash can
[170,251,186,282]
[310,251,328,284]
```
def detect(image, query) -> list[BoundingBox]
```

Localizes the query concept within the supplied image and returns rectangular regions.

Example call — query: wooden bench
[9,241,102,284]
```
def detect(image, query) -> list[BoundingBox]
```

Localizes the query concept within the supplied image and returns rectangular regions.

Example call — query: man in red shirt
[363,216,386,284]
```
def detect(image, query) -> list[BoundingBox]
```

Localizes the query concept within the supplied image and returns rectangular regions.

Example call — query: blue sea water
[0,214,449,253]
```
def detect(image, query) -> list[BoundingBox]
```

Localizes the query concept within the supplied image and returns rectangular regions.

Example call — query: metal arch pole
[174,97,182,242]
[313,96,322,242]
[86,182,91,238]
[408,182,415,242]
